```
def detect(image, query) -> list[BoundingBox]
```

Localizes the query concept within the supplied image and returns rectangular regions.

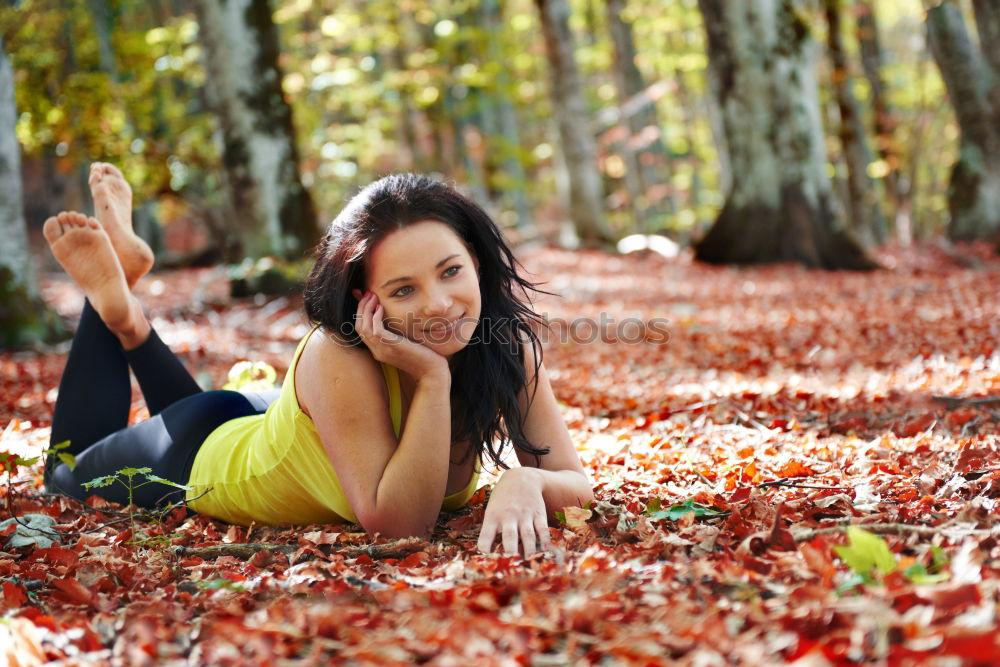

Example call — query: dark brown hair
[304,174,549,468]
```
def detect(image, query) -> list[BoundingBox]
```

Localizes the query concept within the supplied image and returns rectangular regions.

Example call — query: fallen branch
[173,536,429,562]
[931,395,1000,409]
[793,521,1000,543]
[758,480,851,489]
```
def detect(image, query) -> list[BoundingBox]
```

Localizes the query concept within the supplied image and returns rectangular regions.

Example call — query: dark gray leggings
[47,300,277,507]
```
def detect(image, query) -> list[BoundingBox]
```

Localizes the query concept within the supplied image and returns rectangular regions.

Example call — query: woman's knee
[183,390,261,422]
[161,390,260,443]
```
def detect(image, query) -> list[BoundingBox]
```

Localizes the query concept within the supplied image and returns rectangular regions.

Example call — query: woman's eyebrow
[379,254,461,288]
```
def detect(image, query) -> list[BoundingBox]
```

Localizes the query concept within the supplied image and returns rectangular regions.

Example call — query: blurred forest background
[2,0,1000,346]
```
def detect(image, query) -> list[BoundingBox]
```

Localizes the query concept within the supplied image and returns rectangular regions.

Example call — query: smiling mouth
[423,312,465,334]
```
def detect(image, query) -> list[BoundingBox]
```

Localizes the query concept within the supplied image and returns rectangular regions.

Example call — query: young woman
[44,164,593,556]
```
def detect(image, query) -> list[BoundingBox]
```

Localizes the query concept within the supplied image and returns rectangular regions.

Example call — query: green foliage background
[2,0,956,240]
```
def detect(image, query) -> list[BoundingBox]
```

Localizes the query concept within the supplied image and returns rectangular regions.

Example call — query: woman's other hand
[477,467,551,557]
[353,290,449,380]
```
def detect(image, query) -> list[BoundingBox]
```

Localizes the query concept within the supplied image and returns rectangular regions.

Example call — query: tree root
[172,536,430,562]
[793,521,1000,543]
[931,395,1000,409]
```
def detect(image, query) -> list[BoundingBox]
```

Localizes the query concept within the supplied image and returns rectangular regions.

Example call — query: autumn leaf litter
[1,243,999,664]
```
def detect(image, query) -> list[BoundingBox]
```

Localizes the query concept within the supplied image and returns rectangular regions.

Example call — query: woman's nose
[421,288,453,317]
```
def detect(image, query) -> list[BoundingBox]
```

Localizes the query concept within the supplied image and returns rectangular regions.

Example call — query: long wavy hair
[303,173,550,468]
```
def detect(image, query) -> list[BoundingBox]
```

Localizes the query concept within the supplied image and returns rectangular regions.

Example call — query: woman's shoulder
[295,329,389,413]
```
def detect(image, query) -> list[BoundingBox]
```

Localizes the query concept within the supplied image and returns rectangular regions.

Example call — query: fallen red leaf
[50,578,94,607]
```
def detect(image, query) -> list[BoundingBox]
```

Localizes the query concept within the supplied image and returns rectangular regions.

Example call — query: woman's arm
[477,345,594,555]
[297,294,453,538]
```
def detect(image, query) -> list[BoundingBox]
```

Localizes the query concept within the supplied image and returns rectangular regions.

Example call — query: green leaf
[143,474,192,491]
[196,578,246,591]
[833,527,897,579]
[0,453,39,469]
[835,572,867,594]
[82,474,118,490]
[929,545,949,572]
[57,452,77,470]
[554,511,566,525]
[117,467,152,478]
[648,498,727,521]
[903,563,950,584]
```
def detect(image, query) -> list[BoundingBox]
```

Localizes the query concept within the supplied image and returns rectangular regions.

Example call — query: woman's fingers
[501,521,520,556]
[534,512,551,552]
[478,514,551,558]
[519,521,537,557]
[477,519,498,553]
[355,292,378,340]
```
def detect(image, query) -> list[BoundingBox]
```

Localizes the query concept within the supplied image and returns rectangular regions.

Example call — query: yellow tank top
[185,328,480,526]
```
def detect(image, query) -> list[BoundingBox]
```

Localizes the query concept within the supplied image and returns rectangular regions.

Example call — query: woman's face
[364,220,481,357]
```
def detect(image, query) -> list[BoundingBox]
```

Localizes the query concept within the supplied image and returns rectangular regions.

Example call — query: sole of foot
[43,211,148,347]
[89,162,154,287]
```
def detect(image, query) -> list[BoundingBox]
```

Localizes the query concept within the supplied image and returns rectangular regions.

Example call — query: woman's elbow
[357,511,436,540]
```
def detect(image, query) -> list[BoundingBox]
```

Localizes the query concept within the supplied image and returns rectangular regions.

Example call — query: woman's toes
[88,163,103,186]
[43,216,63,244]
[100,163,124,179]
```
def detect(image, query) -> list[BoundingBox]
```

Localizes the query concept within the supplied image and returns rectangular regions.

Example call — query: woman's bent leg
[50,300,131,458]
[50,390,266,507]
[123,328,202,416]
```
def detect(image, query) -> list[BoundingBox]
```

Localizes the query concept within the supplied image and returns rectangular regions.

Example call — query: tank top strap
[287,326,320,378]
[379,362,402,438]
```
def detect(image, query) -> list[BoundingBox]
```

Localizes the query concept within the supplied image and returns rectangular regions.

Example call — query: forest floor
[2,242,999,665]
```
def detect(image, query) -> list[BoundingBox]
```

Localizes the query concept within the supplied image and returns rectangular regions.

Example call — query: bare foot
[89,162,154,287]
[43,211,150,349]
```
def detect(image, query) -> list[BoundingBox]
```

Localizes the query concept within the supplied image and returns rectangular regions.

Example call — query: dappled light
[3,243,999,663]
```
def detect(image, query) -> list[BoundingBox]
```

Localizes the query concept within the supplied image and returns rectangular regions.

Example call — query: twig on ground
[931,395,1000,408]
[4,484,213,540]
[759,480,851,490]
[173,536,429,562]
[793,521,1000,543]
[695,471,715,486]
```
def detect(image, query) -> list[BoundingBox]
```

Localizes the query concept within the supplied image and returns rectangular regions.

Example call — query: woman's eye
[391,286,413,297]
[443,265,461,278]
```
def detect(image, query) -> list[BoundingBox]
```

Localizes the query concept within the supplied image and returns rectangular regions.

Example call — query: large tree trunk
[194,0,320,260]
[972,0,1000,116]
[481,0,532,230]
[824,0,886,245]
[694,0,876,269]
[605,0,673,230]
[534,0,613,246]
[856,0,907,241]
[926,3,1000,242]
[0,40,62,348]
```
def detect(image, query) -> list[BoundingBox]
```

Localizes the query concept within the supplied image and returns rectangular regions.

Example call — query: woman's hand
[477,467,551,557]
[353,290,448,380]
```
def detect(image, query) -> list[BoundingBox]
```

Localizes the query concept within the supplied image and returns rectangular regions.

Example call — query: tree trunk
[388,9,429,173]
[926,3,1000,242]
[856,0,907,241]
[693,0,877,269]
[534,0,613,246]
[972,0,1000,114]
[87,0,118,82]
[972,0,1000,253]
[193,0,320,260]
[481,0,533,230]
[605,0,673,230]
[0,40,63,348]
[824,0,886,245]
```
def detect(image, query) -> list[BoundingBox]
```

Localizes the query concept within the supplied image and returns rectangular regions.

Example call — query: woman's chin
[419,320,478,356]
